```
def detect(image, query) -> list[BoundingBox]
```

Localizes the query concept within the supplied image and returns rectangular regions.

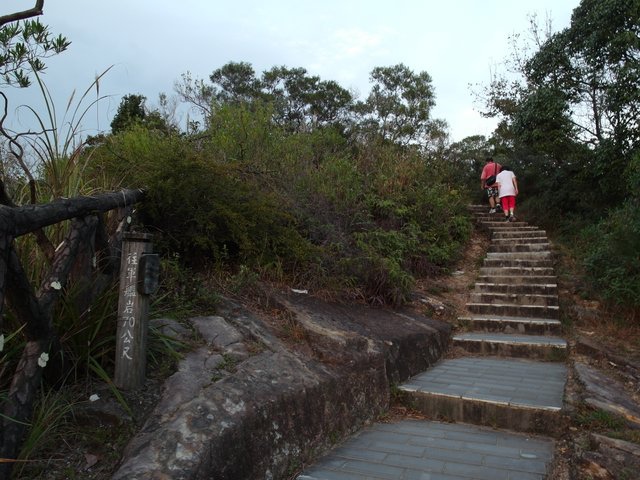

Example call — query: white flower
[50,281,62,290]
[37,352,49,368]
[89,394,100,402]
[0,334,4,352]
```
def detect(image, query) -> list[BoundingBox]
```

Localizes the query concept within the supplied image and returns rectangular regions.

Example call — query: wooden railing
[0,188,145,475]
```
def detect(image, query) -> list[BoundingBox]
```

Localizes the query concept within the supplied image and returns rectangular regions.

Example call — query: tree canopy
[176,61,445,148]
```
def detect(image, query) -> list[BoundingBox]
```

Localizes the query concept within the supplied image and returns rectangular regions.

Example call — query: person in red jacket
[480,157,502,213]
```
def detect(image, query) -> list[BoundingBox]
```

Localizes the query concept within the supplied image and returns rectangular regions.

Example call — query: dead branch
[8,188,145,237]
[0,1,44,28]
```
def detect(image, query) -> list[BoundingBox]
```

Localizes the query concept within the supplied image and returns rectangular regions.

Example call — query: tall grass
[21,66,113,199]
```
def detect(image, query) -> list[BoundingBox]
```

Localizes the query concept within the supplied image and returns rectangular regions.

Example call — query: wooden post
[114,232,153,390]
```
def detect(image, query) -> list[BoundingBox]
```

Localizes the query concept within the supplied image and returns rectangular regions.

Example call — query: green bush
[291,145,471,302]
[582,202,640,308]
[92,126,315,270]
[89,112,470,306]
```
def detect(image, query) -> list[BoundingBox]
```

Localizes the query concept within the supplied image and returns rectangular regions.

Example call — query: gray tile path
[400,357,566,410]
[297,207,566,479]
[457,314,561,326]
[297,420,554,480]
[452,332,567,347]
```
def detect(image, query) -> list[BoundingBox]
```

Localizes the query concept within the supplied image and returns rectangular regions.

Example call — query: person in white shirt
[495,166,519,221]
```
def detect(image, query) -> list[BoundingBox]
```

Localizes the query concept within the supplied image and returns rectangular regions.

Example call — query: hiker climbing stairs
[297,205,567,479]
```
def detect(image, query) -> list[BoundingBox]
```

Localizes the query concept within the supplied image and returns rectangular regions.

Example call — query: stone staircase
[297,205,568,479]
[455,207,566,363]
[400,205,568,436]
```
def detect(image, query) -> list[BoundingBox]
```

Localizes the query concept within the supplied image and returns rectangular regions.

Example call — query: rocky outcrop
[112,292,450,479]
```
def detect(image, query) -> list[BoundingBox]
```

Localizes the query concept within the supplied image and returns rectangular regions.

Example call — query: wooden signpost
[114,232,158,390]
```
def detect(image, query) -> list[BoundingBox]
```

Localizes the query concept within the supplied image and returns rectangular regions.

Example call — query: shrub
[582,202,640,309]
[89,114,471,306]
[92,126,316,271]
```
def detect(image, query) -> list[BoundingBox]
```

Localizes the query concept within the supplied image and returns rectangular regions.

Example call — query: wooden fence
[0,188,145,475]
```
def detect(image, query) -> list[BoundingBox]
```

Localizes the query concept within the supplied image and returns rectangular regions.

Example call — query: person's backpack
[485,163,498,186]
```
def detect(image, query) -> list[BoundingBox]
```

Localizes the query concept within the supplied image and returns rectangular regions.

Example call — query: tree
[262,65,354,132]
[174,70,215,126]
[445,134,497,196]
[177,62,355,135]
[0,1,70,253]
[262,66,315,131]
[356,64,437,146]
[476,1,640,209]
[210,61,262,104]
[308,79,354,128]
[0,1,71,201]
[0,2,70,88]
[110,94,147,133]
[110,94,176,134]
[525,0,640,153]
[523,0,639,203]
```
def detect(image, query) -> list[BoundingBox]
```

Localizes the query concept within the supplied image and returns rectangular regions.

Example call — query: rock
[577,434,640,480]
[574,361,640,428]
[150,317,192,342]
[112,295,450,479]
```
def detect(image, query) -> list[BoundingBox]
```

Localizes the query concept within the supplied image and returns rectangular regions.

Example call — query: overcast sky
[5,0,579,142]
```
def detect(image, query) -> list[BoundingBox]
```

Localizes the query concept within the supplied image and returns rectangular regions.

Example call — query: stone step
[452,332,568,360]
[491,237,549,245]
[492,230,547,239]
[467,302,560,319]
[399,357,567,435]
[477,274,557,285]
[469,292,558,307]
[458,314,562,335]
[474,214,510,222]
[468,204,490,210]
[488,243,552,254]
[479,266,555,277]
[483,257,553,268]
[482,222,531,229]
[297,420,556,480]
[474,282,558,296]
[487,251,552,260]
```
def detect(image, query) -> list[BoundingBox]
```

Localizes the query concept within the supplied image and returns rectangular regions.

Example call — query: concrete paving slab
[482,258,554,268]
[399,357,566,410]
[457,315,562,337]
[297,420,554,480]
[469,292,558,306]
[490,237,549,244]
[457,314,561,326]
[476,275,557,285]
[488,244,552,254]
[453,332,567,347]
[479,267,555,276]
[486,251,552,259]
[474,283,559,290]
[467,302,560,319]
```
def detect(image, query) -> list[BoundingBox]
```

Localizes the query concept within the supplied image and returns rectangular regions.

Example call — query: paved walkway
[401,357,566,410]
[298,420,554,480]
[297,206,566,480]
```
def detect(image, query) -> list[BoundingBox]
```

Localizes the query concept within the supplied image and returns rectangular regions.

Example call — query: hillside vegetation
[0,0,638,475]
